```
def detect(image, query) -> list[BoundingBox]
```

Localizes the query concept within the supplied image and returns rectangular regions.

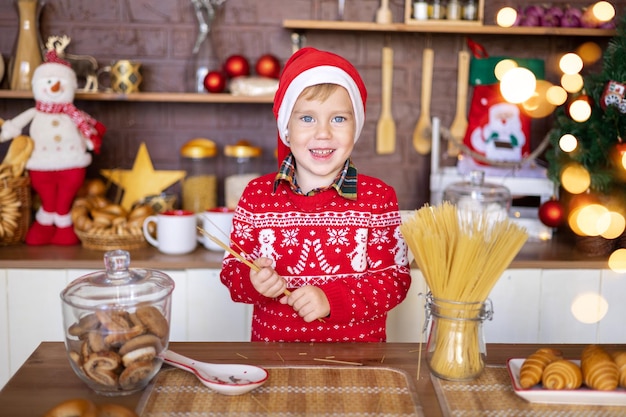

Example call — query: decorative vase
[9,0,44,91]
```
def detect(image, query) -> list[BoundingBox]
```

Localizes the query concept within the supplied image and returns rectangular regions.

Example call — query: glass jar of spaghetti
[424,292,493,381]
[180,138,218,212]
[224,140,262,209]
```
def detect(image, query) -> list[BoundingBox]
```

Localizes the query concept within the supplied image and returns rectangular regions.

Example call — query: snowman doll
[0,45,105,245]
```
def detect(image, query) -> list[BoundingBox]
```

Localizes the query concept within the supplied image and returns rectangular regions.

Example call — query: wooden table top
[1,342,622,416]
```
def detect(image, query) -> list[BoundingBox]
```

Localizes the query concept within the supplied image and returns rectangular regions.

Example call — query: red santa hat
[273,47,367,165]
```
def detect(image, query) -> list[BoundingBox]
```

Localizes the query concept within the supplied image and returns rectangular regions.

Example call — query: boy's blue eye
[301,115,314,123]
[332,116,346,123]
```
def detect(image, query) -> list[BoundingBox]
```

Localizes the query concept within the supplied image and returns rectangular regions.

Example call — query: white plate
[507,358,626,406]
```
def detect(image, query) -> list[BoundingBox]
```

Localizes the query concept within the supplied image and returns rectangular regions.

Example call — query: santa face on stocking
[0,45,105,245]
[470,102,527,163]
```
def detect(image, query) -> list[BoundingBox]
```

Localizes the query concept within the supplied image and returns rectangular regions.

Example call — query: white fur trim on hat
[276,66,365,147]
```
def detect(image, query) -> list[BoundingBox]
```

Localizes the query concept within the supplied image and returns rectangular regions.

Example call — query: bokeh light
[561,163,591,194]
[576,203,608,236]
[559,134,578,152]
[576,42,603,66]
[500,67,536,103]
[569,97,592,122]
[571,292,608,324]
[546,85,568,105]
[600,211,625,239]
[592,1,616,22]
[494,59,518,81]
[496,7,518,27]
[561,73,584,93]
[522,80,556,118]
[608,248,626,273]
[559,53,584,75]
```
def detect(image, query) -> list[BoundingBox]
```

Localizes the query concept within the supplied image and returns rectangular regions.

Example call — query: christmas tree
[546,12,626,239]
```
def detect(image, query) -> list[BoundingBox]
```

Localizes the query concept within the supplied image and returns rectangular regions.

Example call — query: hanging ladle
[161,350,269,395]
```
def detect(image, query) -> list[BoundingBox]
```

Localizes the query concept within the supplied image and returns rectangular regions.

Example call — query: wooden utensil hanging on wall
[376,42,396,154]
[448,50,470,157]
[412,48,434,154]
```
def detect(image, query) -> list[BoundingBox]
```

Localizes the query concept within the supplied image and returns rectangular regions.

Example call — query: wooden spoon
[412,48,434,154]
[376,44,396,154]
[448,50,470,157]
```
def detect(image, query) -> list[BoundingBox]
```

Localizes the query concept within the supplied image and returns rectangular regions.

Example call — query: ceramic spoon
[162,349,269,395]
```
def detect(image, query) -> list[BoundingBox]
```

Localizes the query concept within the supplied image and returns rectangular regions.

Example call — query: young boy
[220,47,411,342]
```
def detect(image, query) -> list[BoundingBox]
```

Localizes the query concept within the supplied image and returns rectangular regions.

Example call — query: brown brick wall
[0,0,623,209]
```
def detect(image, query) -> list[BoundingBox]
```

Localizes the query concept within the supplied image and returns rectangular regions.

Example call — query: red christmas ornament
[538,198,565,228]
[255,54,281,79]
[203,71,227,93]
[601,80,626,113]
[223,54,250,78]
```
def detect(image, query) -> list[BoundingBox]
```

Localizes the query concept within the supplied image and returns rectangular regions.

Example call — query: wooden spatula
[412,48,434,154]
[376,44,396,154]
[448,50,470,157]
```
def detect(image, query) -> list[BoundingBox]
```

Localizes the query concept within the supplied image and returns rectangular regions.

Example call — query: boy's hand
[280,286,330,323]
[250,257,287,298]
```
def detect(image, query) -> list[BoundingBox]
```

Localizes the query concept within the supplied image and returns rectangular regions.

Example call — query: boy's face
[286,86,356,192]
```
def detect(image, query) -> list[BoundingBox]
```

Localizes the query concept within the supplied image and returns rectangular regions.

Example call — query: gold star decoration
[101,142,186,211]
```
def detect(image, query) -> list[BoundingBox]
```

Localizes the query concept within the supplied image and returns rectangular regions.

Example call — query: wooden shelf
[283,19,617,37]
[0,90,274,104]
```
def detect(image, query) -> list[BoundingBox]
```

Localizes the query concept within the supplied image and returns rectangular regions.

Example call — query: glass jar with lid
[224,139,262,209]
[180,138,218,212]
[443,170,511,222]
[60,250,175,395]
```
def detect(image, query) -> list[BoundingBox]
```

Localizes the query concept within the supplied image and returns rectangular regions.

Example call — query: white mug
[198,207,235,251]
[143,210,197,255]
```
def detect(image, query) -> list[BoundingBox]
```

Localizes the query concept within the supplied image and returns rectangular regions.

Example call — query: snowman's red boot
[25,221,56,245]
[50,212,80,245]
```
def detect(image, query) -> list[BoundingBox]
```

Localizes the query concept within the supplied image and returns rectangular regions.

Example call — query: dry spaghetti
[400,202,528,380]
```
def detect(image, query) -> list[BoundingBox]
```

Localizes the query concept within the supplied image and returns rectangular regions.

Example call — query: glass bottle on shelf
[447,0,461,20]
[413,1,428,20]
[463,0,478,21]
[180,138,218,212]
[224,140,262,209]
[429,0,445,20]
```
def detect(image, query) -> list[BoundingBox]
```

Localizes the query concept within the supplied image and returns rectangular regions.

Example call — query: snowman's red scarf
[35,101,99,142]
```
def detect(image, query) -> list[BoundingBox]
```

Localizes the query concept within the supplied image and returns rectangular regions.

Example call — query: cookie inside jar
[61,250,174,395]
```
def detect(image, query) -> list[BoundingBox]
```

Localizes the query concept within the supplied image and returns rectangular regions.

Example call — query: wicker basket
[75,229,148,251]
[0,174,31,246]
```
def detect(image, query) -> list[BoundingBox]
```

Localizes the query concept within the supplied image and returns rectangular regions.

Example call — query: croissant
[581,345,619,391]
[541,359,583,390]
[519,348,563,388]
[610,351,626,388]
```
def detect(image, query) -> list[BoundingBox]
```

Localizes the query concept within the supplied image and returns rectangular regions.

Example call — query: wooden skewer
[197,226,260,272]
[197,226,326,322]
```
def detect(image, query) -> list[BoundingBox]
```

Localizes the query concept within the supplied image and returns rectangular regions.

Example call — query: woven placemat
[137,366,422,416]
[432,366,626,417]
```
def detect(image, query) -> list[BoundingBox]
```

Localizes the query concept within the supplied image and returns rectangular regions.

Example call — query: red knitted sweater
[220,173,412,342]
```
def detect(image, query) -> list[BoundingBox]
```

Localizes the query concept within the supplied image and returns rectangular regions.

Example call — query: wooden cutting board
[376,44,396,154]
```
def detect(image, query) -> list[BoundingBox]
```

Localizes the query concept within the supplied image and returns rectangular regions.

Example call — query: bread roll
[581,344,619,390]
[519,348,563,388]
[542,359,583,390]
[611,351,626,388]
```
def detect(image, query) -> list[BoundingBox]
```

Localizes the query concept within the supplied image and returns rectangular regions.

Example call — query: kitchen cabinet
[2,265,626,390]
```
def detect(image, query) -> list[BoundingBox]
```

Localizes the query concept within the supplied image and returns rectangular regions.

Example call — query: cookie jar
[442,170,511,222]
[60,250,175,396]
[180,138,218,212]
[224,140,262,209]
